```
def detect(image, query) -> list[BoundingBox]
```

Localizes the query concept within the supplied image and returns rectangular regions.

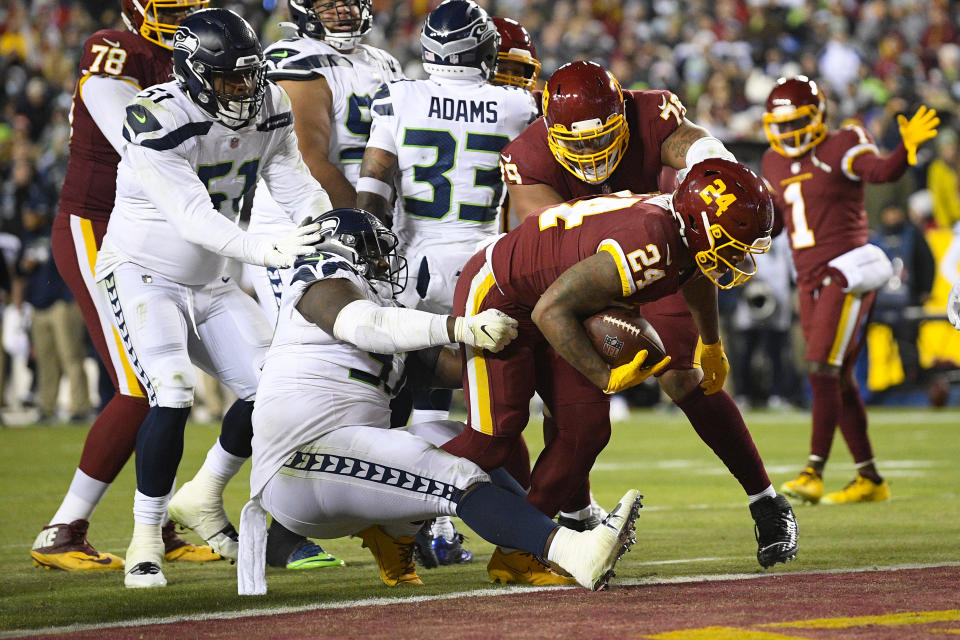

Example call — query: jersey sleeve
[634,90,686,149]
[288,253,363,305]
[259,86,333,224]
[499,119,561,186]
[836,124,910,184]
[264,40,353,82]
[367,82,399,155]
[78,31,146,89]
[79,75,141,154]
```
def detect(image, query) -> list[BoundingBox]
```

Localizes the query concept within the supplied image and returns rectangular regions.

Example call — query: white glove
[948,281,960,330]
[262,222,322,268]
[454,309,519,353]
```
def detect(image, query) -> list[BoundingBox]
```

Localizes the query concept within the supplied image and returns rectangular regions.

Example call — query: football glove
[454,309,519,353]
[604,350,671,394]
[263,222,322,269]
[897,105,939,166]
[948,281,960,331]
[699,339,729,395]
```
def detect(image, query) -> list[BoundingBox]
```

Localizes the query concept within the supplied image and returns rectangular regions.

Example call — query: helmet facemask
[493,51,540,90]
[763,105,826,158]
[292,0,372,50]
[694,218,771,289]
[122,0,209,49]
[315,211,408,296]
[546,113,629,183]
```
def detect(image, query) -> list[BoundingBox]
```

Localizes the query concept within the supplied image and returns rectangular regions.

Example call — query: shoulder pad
[122,87,212,151]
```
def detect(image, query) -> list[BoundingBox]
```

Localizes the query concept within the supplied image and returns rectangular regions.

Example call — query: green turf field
[1,406,958,634]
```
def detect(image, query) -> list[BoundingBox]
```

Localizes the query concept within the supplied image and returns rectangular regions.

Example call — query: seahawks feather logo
[173,28,199,54]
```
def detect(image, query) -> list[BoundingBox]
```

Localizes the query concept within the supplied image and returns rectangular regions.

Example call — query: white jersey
[367,75,537,248]
[249,37,404,238]
[96,80,330,286]
[250,252,405,496]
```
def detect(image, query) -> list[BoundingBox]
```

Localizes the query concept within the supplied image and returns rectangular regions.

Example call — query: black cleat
[750,494,798,568]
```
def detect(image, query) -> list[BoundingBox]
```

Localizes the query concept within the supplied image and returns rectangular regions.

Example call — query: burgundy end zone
[29,566,960,640]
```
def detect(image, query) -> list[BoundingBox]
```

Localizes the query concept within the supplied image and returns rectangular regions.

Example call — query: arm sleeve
[126,144,271,265]
[839,125,908,183]
[332,298,451,353]
[260,124,333,225]
[80,75,142,154]
[367,83,398,155]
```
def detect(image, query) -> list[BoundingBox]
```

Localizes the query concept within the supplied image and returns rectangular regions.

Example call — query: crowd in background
[0,0,958,418]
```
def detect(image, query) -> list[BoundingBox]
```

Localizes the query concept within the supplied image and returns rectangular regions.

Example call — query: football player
[761,76,938,504]
[355,0,536,566]
[236,207,641,595]
[442,160,799,582]
[94,8,334,588]
[245,0,404,326]
[33,0,217,573]
[495,60,788,577]
[490,17,541,93]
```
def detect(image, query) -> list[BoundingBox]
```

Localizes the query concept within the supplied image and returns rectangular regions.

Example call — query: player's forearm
[303,155,356,208]
[533,304,611,389]
[852,145,908,184]
[681,276,720,344]
[357,146,398,224]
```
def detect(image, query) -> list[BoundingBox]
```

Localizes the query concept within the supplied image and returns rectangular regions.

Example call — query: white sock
[128,521,164,561]
[133,491,169,526]
[545,527,581,570]
[747,484,777,504]
[161,479,177,527]
[410,409,450,425]
[198,440,246,491]
[558,505,592,521]
[430,516,456,541]
[50,469,110,525]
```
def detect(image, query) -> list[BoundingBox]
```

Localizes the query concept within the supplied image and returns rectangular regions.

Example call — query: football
[583,307,667,368]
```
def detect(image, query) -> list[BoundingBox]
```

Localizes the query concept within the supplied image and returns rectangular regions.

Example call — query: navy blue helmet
[288,0,372,50]
[420,0,499,81]
[172,9,266,129]
[308,208,407,295]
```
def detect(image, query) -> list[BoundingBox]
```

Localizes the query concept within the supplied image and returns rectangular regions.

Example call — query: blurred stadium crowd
[0,0,958,417]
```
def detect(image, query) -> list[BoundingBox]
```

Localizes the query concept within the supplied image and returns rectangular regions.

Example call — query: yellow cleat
[357,525,422,586]
[822,475,891,504]
[780,467,824,504]
[30,520,125,571]
[162,522,221,562]
[487,547,577,586]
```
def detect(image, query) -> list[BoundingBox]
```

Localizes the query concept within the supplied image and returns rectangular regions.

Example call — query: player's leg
[105,264,198,587]
[822,290,890,504]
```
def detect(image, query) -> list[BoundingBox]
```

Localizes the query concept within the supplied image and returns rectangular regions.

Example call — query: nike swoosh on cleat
[81,556,115,565]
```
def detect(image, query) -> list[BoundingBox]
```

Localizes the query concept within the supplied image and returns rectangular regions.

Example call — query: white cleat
[124,536,167,588]
[566,489,642,591]
[167,479,238,562]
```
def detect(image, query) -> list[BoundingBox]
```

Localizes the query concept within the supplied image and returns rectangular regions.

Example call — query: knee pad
[149,358,196,408]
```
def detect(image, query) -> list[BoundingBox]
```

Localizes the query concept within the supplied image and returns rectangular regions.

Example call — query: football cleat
[357,525,423,586]
[161,521,221,562]
[557,494,610,532]
[750,494,799,568]
[780,467,824,504]
[167,479,238,561]
[413,517,473,568]
[31,520,124,571]
[124,534,167,588]
[821,475,891,504]
[562,489,642,590]
[283,540,345,570]
[487,548,577,586]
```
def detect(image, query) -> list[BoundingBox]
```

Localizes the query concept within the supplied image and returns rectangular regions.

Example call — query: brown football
[583,307,667,368]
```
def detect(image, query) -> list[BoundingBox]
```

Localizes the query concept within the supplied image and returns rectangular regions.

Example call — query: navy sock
[135,406,191,497]
[456,484,557,556]
[219,399,254,458]
[413,388,453,411]
[488,467,529,497]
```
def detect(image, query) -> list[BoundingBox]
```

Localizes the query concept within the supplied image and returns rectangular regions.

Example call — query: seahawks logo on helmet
[173,28,199,54]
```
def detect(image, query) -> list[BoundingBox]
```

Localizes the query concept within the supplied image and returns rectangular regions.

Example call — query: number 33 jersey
[367,77,537,248]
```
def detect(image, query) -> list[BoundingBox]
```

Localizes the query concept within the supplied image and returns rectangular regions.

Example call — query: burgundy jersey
[761,126,879,290]
[500,89,684,198]
[489,192,696,308]
[59,29,173,221]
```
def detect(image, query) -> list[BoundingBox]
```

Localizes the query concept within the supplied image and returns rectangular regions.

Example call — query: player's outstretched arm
[278,78,357,208]
[297,277,518,353]
[356,146,399,226]
[532,252,628,391]
[681,274,728,394]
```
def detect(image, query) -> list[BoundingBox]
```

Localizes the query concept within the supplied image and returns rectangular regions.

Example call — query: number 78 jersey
[367,78,536,246]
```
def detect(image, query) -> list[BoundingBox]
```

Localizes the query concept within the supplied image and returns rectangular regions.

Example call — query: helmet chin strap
[669,197,691,250]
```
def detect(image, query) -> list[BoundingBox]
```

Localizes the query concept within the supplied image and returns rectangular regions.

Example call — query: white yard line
[5,562,959,639]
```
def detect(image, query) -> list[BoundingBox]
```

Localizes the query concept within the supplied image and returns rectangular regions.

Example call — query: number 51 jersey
[367,78,537,247]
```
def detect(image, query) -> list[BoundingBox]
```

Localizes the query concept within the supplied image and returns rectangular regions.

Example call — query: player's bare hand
[897,105,939,166]
[948,281,960,331]
[699,339,729,395]
[455,309,519,352]
[263,222,322,268]
[604,350,671,394]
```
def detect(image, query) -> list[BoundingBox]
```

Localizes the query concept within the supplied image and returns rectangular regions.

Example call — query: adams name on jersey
[367,78,537,247]
[95,80,320,286]
[250,251,405,497]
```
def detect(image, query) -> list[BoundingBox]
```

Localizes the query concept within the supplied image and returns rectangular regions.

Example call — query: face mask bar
[696,231,771,290]
[762,105,826,158]
[547,114,628,184]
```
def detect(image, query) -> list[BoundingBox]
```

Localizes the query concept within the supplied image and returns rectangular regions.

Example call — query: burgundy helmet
[491,17,540,91]
[673,158,773,289]
[542,61,629,184]
[121,0,208,49]
[763,75,827,158]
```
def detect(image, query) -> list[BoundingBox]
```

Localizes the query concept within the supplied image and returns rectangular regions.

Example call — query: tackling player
[761,76,939,504]
[355,0,536,567]
[236,207,641,595]
[95,9,334,588]
[494,60,786,575]
[32,0,217,572]
[442,160,799,582]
